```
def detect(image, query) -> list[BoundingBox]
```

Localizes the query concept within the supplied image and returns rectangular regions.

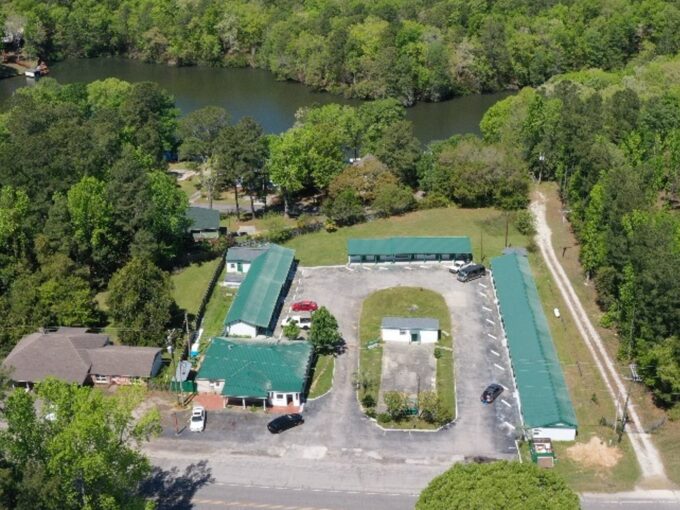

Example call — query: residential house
[381,317,440,344]
[187,206,221,241]
[2,327,163,387]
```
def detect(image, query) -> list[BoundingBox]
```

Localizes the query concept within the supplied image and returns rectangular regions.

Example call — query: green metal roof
[347,236,472,256]
[187,207,220,231]
[225,244,295,328]
[197,338,312,398]
[491,254,577,430]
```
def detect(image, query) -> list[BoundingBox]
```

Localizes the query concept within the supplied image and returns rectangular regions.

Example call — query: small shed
[381,317,439,344]
[187,206,220,241]
[225,245,269,275]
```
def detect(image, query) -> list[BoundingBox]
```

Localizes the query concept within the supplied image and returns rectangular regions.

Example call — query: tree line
[482,54,680,408]
[6,0,680,104]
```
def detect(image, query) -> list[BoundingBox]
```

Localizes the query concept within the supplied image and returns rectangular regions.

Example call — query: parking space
[167,264,522,464]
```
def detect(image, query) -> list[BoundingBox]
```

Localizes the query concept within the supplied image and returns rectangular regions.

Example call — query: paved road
[581,491,680,509]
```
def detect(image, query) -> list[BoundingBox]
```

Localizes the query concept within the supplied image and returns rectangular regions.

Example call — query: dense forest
[481,55,680,407]
[5,0,680,104]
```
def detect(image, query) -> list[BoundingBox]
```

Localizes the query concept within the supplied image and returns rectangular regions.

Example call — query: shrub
[366,408,377,419]
[361,394,376,408]
[434,347,442,359]
[384,391,409,421]
[372,183,416,217]
[418,193,450,210]
[261,213,293,243]
[514,209,536,236]
[323,189,364,226]
[377,413,391,424]
[668,404,680,422]
[283,322,300,340]
[324,219,337,232]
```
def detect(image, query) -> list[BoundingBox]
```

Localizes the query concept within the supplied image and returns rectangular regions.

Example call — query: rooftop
[187,206,220,231]
[491,254,577,430]
[381,317,440,330]
[348,236,472,256]
[197,338,313,398]
[225,244,295,329]
[226,245,270,263]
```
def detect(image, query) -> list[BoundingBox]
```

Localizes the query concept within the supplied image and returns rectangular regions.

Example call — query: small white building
[381,317,440,344]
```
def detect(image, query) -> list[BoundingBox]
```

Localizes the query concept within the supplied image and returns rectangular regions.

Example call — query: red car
[291,300,318,312]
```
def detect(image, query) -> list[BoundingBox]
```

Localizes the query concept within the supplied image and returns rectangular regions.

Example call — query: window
[209,380,221,390]
[94,375,108,383]
[399,330,407,335]
[276,393,284,399]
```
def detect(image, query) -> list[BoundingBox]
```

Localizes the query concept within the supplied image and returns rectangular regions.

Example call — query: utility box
[530,437,556,468]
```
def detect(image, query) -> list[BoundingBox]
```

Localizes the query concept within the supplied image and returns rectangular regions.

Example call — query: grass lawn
[309,354,334,399]
[285,206,527,266]
[527,225,640,491]
[358,287,453,429]
[200,284,235,340]
[170,258,221,316]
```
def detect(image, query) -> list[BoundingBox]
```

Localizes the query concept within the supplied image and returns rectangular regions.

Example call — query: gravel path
[531,192,669,486]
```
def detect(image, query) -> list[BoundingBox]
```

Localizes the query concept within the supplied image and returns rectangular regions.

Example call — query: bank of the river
[0,58,511,144]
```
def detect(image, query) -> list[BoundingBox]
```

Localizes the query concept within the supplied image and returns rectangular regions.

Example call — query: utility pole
[480,230,485,263]
[617,379,634,443]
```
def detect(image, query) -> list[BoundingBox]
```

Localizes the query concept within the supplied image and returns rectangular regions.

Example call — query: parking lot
[160,263,522,466]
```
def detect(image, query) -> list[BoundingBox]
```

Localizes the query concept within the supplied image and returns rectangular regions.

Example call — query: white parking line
[501,384,509,391]
[490,349,500,357]
[501,399,511,408]
[419,265,429,269]
[485,318,495,325]
[493,363,505,371]
[363,266,372,271]
[482,306,493,312]
[478,282,488,288]
[478,291,487,298]
[487,333,497,340]
[405,266,413,270]
[378,266,388,271]
[503,421,516,430]
[345,266,354,272]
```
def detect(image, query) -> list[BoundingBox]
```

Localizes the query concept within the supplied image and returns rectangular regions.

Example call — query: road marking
[378,266,388,271]
[485,318,495,325]
[487,333,497,340]
[482,306,492,312]
[501,399,511,408]
[478,282,487,288]
[503,421,516,430]
[362,266,372,271]
[344,266,354,272]
[493,363,505,371]
[419,265,429,269]
[501,384,509,391]
[478,291,487,298]
[404,266,413,270]
[490,349,500,356]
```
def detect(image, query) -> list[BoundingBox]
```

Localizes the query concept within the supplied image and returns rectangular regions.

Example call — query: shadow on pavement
[141,460,214,510]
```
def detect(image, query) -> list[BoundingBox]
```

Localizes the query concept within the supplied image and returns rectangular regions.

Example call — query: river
[0,58,511,144]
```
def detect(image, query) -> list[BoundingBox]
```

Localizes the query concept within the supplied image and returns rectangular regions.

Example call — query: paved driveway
[160,264,521,465]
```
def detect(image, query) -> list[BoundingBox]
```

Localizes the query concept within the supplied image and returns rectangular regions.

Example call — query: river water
[0,58,511,144]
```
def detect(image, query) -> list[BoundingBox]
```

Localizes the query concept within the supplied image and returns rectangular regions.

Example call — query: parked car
[291,300,318,312]
[457,264,486,282]
[481,384,504,404]
[282,312,312,330]
[189,406,206,432]
[267,413,304,434]
[449,259,473,274]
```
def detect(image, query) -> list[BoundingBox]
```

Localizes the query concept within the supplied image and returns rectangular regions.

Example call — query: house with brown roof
[2,327,163,387]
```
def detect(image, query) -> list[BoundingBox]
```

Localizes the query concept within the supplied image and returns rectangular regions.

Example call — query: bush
[323,189,364,226]
[366,408,377,419]
[377,413,392,424]
[433,347,442,359]
[324,219,337,232]
[372,183,416,217]
[261,213,293,243]
[361,394,376,408]
[383,391,409,421]
[514,209,536,236]
[418,193,450,210]
[668,404,680,422]
[283,322,300,340]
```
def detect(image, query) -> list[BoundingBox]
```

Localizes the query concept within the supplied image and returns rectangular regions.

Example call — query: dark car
[481,384,504,404]
[267,413,304,434]
[457,264,486,282]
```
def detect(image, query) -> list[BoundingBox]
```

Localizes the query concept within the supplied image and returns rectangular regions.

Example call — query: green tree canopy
[0,378,160,510]
[106,256,175,347]
[416,461,580,510]
[308,306,343,354]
